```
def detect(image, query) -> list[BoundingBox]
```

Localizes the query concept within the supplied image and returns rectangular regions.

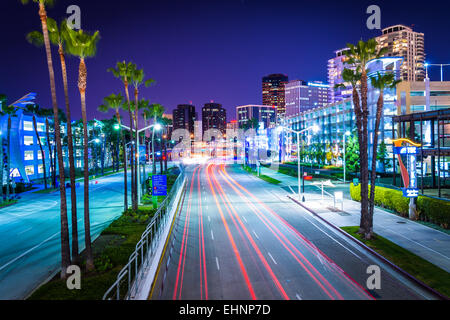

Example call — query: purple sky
[1,0,449,122]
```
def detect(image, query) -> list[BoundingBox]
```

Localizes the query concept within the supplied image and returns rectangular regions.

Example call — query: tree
[0,94,5,203]
[377,140,390,171]
[108,62,136,211]
[63,26,100,271]
[345,133,360,173]
[27,17,81,263]
[129,65,155,209]
[341,39,387,239]
[98,94,128,211]
[21,0,72,276]
[368,72,400,225]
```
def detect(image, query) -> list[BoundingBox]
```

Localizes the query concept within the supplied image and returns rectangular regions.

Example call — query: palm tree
[27,17,81,263]
[129,66,155,207]
[63,27,100,271]
[146,104,164,174]
[108,62,137,211]
[369,72,400,225]
[21,0,72,277]
[98,93,129,211]
[341,39,387,239]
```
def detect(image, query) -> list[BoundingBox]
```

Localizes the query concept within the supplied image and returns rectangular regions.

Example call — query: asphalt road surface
[151,162,435,300]
[0,171,130,299]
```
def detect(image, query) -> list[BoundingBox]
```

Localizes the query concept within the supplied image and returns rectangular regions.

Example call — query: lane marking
[242,216,247,223]
[215,257,220,270]
[17,227,32,235]
[208,216,211,222]
[211,230,214,241]
[296,293,302,300]
[268,252,277,265]
[252,230,259,239]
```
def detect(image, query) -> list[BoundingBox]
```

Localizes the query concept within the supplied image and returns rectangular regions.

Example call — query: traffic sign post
[152,174,167,209]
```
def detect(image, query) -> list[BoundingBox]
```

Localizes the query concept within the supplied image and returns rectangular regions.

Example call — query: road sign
[152,175,167,196]
[403,188,419,198]
[393,146,419,155]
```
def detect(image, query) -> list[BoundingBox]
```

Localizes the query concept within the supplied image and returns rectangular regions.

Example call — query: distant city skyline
[1,0,449,122]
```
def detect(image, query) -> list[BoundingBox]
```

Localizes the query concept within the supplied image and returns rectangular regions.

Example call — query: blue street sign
[152,175,167,196]
[393,146,419,155]
[403,188,419,198]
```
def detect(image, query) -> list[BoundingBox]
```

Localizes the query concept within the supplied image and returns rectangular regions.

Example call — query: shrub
[350,184,450,228]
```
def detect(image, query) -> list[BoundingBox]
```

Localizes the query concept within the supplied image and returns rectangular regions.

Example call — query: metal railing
[103,167,186,300]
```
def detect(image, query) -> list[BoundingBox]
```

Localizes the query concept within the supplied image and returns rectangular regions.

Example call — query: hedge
[349,183,450,229]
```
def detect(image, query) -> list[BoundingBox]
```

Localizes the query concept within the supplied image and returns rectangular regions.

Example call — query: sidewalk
[259,166,450,273]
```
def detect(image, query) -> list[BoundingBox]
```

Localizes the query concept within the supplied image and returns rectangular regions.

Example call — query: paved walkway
[260,166,450,273]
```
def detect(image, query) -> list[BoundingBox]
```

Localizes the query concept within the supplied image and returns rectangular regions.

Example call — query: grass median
[342,226,450,298]
[242,165,281,185]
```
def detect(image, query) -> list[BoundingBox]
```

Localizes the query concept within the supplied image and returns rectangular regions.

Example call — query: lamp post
[277,125,320,202]
[121,123,161,204]
[343,131,351,183]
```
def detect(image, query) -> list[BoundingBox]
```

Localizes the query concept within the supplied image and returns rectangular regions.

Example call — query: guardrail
[102,167,186,300]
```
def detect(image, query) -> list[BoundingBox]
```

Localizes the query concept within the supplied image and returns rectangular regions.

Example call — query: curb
[287,195,449,301]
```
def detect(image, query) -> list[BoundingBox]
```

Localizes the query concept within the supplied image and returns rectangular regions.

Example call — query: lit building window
[24,151,34,161]
[24,121,34,131]
[24,136,34,146]
[25,165,35,176]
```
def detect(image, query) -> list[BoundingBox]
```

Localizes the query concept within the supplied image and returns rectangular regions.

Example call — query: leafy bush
[94,254,113,272]
[350,184,450,228]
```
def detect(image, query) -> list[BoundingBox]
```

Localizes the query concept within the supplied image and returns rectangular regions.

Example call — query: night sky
[1,0,449,121]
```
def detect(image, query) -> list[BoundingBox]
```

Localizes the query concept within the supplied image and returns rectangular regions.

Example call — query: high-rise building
[202,103,227,135]
[376,25,425,82]
[285,80,330,118]
[236,105,277,129]
[262,74,289,116]
[172,104,196,135]
[327,48,354,103]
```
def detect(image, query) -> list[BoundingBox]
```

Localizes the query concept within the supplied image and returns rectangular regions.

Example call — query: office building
[327,48,354,103]
[172,104,196,136]
[285,80,330,118]
[236,105,277,130]
[262,74,289,116]
[202,103,227,136]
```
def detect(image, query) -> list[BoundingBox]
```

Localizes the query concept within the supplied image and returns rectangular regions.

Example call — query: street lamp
[277,125,320,202]
[343,131,351,183]
[120,123,162,204]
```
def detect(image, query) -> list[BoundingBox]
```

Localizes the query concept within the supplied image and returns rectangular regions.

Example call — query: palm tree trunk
[38,2,71,277]
[6,116,11,201]
[115,109,128,210]
[33,115,48,190]
[134,89,139,209]
[78,58,94,271]
[369,93,384,230]
[124,82,136,211]
[359,70,371,239]
[45,118,55,188]
[59,44,79,264]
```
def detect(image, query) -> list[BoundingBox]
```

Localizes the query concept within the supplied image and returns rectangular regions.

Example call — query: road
[151,162,435,300]
[0,171,130,300]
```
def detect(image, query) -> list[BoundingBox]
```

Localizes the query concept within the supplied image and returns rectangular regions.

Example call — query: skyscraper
[262,74,289,116]
[327,48,354,104]
[285,80,330,118]
[376,24,425,82]
[202,103,227,135]
[172,104,196,136]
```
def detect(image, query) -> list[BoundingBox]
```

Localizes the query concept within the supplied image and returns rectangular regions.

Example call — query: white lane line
[208,216,211,222]
[211,230,214,240]
[215,257,220,270]
[296,293,302,300]
[252,230,259,239]
[17,227,32,235]
[0,231,60,272]
[242,216,247,223]
[268,252,277,265]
